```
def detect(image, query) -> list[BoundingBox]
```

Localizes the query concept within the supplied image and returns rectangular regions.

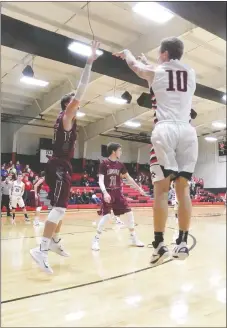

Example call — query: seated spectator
[6,161,13,170]
[80,171,89,186]
[90,191,101,204]
[23,164,31,174]
[15,161,22,173]
[1,165,8,180]
[75,189,84,204]
[82,189,90,204]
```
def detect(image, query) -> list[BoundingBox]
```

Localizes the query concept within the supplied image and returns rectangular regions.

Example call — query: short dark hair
[107,142,122,156]
[160,37,184,60]
[60,92,75,111]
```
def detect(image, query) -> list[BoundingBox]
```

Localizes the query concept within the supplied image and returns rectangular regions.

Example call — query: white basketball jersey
[151,59,196,123]
[11,181,24,196]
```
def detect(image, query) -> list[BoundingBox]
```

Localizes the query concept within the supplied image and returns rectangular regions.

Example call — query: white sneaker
[33,220,44,226]
[91,238,100,251]
[30,247,53,274]
[114,217,124,225]
[130,235,144,247]
[49,238,70,257]
[150,242,170,266]
[11,219,16,225]
[172,242,189,260]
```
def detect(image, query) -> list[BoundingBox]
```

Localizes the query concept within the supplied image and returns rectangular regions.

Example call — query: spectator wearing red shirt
[23,175,33,206]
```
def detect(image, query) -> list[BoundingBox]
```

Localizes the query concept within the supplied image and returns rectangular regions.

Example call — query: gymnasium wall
[194,138,226,189]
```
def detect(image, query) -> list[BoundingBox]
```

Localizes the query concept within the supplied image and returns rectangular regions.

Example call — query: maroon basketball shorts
[100,189,131,216]
[45,157,72,209]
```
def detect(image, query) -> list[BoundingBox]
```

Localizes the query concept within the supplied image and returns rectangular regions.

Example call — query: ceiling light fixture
[212,121,226,129]
[205,136,218,142]
[76,112,86,118]
[222,94,226,102]
[125,121,141,128]
[20,76,49,87]
[105,96,127,105]
[68,42,103,57]
[132,2,174,23]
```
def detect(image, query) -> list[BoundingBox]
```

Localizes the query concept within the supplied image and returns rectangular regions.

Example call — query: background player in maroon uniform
[30,41,100,274]
[92,143,146,251]
[33,171,45,226]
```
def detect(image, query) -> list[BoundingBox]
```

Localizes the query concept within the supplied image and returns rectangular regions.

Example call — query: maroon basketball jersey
[99,159,127,189]
[53,111,77,160]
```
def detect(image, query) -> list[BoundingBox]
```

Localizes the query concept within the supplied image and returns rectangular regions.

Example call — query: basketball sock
[40,237,51,252]
[153,232,164,248]
[96,214,111,236]
[24,213,28,219]
[176,230,188,245]
[13,213,15,220]
[52,233,60,243]
[175,213,178,219]
[130,231,136,237]
[127,211,135,229]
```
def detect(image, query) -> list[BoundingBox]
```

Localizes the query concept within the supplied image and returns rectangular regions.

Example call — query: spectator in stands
[1,176,12,217]
[23,175,33,206]
[8,164,17,177]
[82,189,90,204]
[23,164,31,174]
[1,165,8,180]
[32,175,39,185]
[6,161,13,170]
[80,171,89,186]
[75,189,84,204]
[15,161,22,174]
[29,171,35,184]
[90,191,101,204]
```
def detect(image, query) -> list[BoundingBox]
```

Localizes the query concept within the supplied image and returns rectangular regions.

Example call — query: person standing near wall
[1,177,12,217]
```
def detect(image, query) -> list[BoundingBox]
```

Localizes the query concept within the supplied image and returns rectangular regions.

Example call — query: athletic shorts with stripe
[150,121,198,183]
[45,157,72,209]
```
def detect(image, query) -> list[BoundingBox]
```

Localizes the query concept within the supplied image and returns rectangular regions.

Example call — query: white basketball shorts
[11,196,25,209]
[150,121,198,183]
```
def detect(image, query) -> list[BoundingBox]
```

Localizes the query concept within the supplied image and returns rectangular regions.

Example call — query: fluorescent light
[125,121,141,128]
[212,121,226,129]
[132,2,174,23]
[20,76,49,87]
[205,136,217,142]
[222,94,226,102]
[68,42,103,57]
[105,96,127,105]
[76,112,85,118]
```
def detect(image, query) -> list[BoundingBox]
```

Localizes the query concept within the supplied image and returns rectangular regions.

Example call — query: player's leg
[114,194,144,247]
[30,164,69,273]
[150,124,178,266]
[92,197,112,251]
[18,197,29,222]
[11,196,17,224]
[172,124,198,260]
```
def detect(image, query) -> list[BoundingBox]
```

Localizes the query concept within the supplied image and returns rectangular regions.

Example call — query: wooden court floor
[1,206,226,327]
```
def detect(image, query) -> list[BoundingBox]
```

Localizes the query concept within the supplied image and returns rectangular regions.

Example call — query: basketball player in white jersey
[114,37,198,265]
[10,173,30,224]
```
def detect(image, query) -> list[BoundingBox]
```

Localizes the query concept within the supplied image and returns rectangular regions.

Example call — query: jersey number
[166,70,188,92]
[110,176,116,187]
[15,188,20,192]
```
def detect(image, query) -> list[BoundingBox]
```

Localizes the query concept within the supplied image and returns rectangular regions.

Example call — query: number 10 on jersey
[166,70,188,92]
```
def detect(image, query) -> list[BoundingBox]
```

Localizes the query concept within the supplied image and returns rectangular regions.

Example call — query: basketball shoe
[150,242,170,266]
[130,235,144,247]
[30,247,53,274]
[49,238,70,257]
[172,242,189,260]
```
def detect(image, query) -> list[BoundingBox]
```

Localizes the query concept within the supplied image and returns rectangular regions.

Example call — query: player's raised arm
[63,40,101,125]
[122,172,146,196]
[113,49,155,83]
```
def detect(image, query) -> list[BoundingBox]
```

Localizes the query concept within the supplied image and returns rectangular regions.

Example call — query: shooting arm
[123,50,155,83]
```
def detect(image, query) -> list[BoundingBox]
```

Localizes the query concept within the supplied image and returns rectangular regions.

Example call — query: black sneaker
[150,242,170,266]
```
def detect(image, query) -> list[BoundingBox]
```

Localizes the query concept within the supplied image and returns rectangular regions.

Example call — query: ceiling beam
[2,14,225,105]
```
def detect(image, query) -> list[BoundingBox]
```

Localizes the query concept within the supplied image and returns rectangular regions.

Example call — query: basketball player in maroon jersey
[33,171,45,226]
[92,143,145,251]
[30,41,101,274]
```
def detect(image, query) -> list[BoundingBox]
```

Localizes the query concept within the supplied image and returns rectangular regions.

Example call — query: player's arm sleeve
[123,50,155,83]
[99,174,107,194]
[65,62,93,119]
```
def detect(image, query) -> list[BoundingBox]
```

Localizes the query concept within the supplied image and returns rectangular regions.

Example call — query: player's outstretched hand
[104,192,111,203]
[113,50,127,60]
[136,53,149,65]
[88,40,101,63]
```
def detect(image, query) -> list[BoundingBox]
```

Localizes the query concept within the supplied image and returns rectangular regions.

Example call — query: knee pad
[47,207,66,224]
